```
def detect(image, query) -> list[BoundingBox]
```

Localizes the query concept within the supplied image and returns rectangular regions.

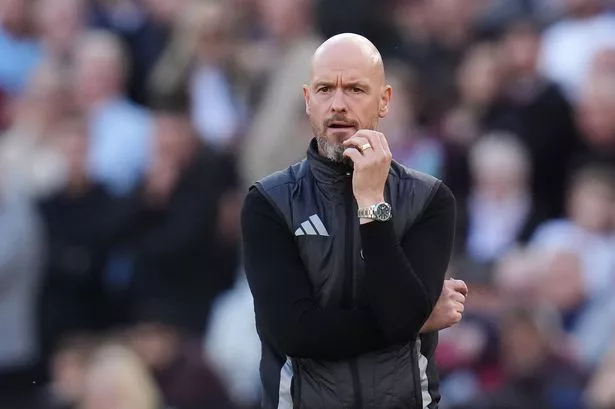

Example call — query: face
[568,180,615,232]
[154,114,194,167]
[52,117,89,180]
[73,47,122,106]
[303,44,391,162]
[502,28,540,77]
[501,318,546,377]
[458,45,501,105]
[36,0,84,52]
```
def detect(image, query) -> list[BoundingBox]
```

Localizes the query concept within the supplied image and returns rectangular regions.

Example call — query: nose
[330,88,348,113]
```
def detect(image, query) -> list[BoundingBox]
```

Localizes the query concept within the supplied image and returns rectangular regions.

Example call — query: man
[241,33,467,409]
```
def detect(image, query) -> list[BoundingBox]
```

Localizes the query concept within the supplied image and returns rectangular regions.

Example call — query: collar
[306,138,353,185]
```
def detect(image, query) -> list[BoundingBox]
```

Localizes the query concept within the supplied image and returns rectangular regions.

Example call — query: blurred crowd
[0,0,615,408]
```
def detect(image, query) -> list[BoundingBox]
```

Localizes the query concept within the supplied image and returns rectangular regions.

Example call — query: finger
[378,132,393,158]
[354,130,385,155]
[452,292,466,304]
[342,146,364,164]
[343,135,373,155]
[451,279,469,296]
[454,301,465,314]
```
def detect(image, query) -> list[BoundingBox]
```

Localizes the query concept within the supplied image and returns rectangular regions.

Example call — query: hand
[342,130,392,211]
[420,279,468,333]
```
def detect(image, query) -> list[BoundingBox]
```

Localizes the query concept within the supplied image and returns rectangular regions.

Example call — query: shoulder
[389,160,453,207]
[252,159,308,194]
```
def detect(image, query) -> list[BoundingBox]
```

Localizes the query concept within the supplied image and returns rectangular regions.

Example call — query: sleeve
[359,182,456,342]
[241,187,389,360]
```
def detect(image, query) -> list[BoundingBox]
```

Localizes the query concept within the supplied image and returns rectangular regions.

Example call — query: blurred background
[0,0,615,408]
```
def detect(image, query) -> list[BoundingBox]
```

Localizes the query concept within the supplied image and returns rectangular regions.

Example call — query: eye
[351,87,364,93]
[317,86,330,93]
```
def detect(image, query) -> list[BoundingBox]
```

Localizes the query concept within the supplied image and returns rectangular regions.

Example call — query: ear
[378,85,392,118]
[303,84,311,116]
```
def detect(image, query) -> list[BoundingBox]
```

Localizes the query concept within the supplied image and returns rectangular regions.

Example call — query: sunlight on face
[303,34,392,162]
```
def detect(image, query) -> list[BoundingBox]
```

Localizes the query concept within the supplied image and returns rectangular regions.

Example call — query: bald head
[310,33,385,85]
[303,33,392,163]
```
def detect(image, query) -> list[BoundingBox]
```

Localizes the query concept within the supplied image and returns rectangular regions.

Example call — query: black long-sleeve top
[241,182,456,360]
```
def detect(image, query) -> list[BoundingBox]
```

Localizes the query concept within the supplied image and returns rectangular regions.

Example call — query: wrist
[356,195,385,209]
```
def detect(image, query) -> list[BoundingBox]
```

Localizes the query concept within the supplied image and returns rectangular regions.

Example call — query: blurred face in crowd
[568,178,615,232]
[378,69,416,144]
[576,77,615,147]
[426,0,478,45]
[8,61,67,132]
[35,0,85,55]
[191,1,233,65]
[154,113,195,167]
[566,0,602,17]
[52,114,90,185]
[536,251,585,312]
[128,323,179,371]
[470,135,530,200]
[81,345,160,409]
[73,34,125,107]
[303,34,392,162]
[142,0,186,24]
[500,314,548,378]
[457,43,502,106]
[501,23,541,78]
[0,0,30,35]
[257,0,309,39]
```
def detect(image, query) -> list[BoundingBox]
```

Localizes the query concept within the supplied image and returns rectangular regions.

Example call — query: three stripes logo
[294,214,330,237]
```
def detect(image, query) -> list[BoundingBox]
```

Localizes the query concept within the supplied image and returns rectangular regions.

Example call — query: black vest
[253,139,442,409]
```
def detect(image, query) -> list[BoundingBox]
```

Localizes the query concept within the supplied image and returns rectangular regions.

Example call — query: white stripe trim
[294,227,305,236]
[416,339,432,408]
[277,358,293,409]
[301,220,317,235]
[309,214,329,236]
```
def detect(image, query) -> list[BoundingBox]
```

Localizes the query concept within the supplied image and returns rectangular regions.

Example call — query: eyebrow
[312,80,371,90]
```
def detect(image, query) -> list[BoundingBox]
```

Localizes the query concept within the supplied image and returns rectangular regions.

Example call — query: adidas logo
[295,214,330,236]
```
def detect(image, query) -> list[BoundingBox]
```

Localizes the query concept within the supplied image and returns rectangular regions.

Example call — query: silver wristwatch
[357,202,392,222]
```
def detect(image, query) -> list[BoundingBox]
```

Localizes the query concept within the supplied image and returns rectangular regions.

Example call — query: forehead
[311,45,381,84]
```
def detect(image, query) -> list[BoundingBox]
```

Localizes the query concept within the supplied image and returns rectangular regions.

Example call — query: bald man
[241,34,466,409]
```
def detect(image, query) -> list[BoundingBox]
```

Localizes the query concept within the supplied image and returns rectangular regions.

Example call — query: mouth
[327,121,356,132]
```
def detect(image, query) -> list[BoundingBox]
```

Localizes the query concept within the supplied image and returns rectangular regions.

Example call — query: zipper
[342,177,363,409]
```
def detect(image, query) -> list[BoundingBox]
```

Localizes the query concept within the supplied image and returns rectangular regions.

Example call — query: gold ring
[361,143,372,152]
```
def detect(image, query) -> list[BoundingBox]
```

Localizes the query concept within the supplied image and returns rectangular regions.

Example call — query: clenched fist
[342,130,392,216]
[421,279,468,333]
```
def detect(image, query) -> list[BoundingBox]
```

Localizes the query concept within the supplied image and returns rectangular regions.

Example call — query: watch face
[375,203,392,220]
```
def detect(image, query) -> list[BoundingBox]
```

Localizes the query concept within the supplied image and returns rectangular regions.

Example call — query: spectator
[78,342,163,409]
[37,111,135,373]
[89,0,179,106]
[539,0,615,101]
[113,91,240,335]
[380,60,445,177]
[484,19,581,218]
[573,71,615,171]
[456,132,545,264]
[73,30,153,196]
[440,41,503,199]
[34,334,99,409]
[128,308,238,409]
[0,171,46,409]
[0,0,42,96]
[34,0,86,68]
[238,0,322,188]
[0,60,69,199]
[529,165,615,367]
[150,0,248,149]
[457,306,587,409]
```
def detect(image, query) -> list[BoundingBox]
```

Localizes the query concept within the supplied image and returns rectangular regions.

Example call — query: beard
[312,114,379,163]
